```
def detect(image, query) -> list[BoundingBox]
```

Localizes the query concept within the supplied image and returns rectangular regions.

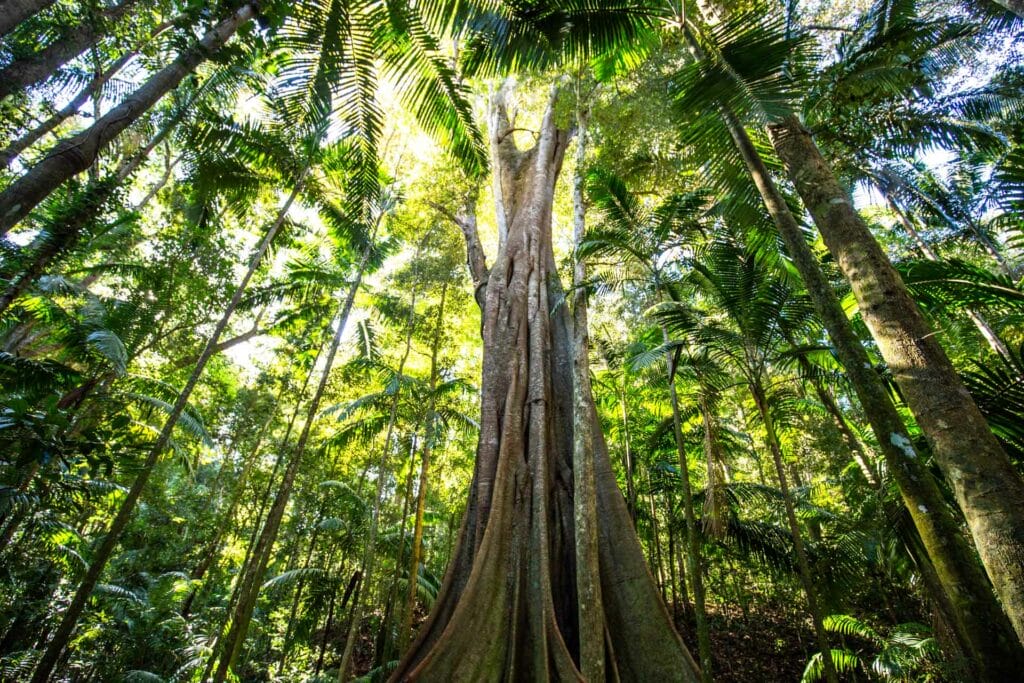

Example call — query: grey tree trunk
[0,0,140,99]
[0,3,255,236]
[0,0,58,38]
[570,98,606,682]
[768,114,1024,648]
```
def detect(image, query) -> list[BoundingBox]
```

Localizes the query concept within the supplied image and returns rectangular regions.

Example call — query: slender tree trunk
[646,467,668,601]
[663,329,714,682]
[27,154,302,683]
[0,0,140,100]
[0,0,58,38]
[767,114,1024,647]
[339,273,421,680]
[211,246,370,683]
[570,94,606,682]
[392,83,700,682]
[0,3,255,236]
[619,375,638,521]
[723,109,1024,675]
[750,382,838,683]
[400,280,448,649]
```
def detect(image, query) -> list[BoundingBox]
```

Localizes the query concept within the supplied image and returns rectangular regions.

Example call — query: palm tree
[656,227,840,683]
[672,2,1024,665]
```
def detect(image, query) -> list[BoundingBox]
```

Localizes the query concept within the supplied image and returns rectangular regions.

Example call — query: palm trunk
[0,0,140,99]
[647,468,668,601]
[570,96,606,682]
[338,275,421,680]
[619,373,638,521]
[211,246,370,683]
[767,114,1024,648]
[723,109,1024,675]
[27,155,301,683]
[400,280,449,649]
[392,82,700,682]
[663,329,714,682]
[0,0,58,37]
[0,3,255,236]
[750,382,838,683]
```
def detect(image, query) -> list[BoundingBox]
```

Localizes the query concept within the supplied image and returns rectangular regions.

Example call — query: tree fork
[391,82,700,682]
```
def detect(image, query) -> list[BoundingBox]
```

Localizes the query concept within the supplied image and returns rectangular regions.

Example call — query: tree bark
[570,98,605,682]
[767,114,1024,648]
[0,0,140,100]
[391,83,700,682]
[0,0,58,38]
[0,3,255,236]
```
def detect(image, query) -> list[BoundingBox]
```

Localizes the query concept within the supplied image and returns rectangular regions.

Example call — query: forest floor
[335,599,817,681]
[675,599,817,682]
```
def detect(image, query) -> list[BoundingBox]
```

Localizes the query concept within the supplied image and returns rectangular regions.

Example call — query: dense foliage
[1,0,1022,680]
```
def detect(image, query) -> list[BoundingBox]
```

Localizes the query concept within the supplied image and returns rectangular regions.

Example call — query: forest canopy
[1,0,1023,681]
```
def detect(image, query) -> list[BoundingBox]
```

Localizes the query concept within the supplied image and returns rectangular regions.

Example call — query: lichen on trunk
[391,83,700,682]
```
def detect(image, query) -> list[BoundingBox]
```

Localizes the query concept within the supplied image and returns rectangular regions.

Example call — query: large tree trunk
[391,83,700,682]
[0,3,255,236]
[0,0,140,100]
[767,114,1024,647]
[0,0,58,38]
[722,109,1024,676]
